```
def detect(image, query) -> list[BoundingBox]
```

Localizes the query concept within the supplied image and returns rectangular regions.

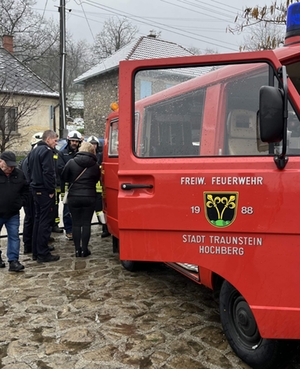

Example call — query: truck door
[117,52,300,301]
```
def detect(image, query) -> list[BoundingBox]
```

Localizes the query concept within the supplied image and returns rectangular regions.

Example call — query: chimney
[3,35,13,54]
[147,30,156,38]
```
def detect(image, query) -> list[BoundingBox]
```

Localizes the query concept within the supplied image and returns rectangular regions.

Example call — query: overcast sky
[34,0,277,53]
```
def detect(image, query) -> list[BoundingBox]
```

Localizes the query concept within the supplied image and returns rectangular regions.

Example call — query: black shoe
[9,260,25,272]
[32,255,37,261]
[48,245,55,251]
[101,231,111,238]
[37,254,60,263]
[24,245,32,254]
[0,251,5,268]
[49,236,55,243]
[75,248,82,257]
[81,249,91,257]
[52,225,63,233]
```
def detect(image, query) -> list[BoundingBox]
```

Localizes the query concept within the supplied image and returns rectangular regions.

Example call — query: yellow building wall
[3,94,60,153]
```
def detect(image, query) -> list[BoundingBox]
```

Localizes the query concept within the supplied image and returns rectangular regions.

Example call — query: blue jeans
[0,214,20,261]
[63,204,72,233]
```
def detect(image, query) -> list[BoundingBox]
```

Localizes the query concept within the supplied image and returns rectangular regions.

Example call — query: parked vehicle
[102,4,300,369]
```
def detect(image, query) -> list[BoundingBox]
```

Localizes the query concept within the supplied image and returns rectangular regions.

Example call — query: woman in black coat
[62,142,100,257]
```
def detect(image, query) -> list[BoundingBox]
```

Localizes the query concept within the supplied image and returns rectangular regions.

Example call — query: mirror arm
[274,66,289,170]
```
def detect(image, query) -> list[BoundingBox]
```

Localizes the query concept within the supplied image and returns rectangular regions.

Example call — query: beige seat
[227,109,268,155]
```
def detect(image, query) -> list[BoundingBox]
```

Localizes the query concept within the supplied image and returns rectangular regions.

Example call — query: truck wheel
[219,280,281,369]
[121,260,138,272]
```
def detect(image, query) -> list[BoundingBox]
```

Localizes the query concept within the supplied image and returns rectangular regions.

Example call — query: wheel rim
[231,294,262,348]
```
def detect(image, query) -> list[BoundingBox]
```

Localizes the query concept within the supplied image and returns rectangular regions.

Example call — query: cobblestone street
[0,225,299,369]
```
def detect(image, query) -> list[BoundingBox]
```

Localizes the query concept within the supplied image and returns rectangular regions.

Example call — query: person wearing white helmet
[87,136,110,238]
[58,130,83,240]
[30,132,44,148]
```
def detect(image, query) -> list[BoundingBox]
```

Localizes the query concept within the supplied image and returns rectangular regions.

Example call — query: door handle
[121,183,153,190]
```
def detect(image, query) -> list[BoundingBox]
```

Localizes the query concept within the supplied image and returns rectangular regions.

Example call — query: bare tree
[241,22,285,51]
[65,38,95,93]
[93,17,138,60]
[228,0,295,49]
[0,0,60,63]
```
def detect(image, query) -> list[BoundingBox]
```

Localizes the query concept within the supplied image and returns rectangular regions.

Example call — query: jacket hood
[74,151,97,168]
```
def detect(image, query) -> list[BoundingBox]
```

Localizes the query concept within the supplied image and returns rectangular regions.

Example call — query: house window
[140,80,152,99]
[0,107,17,133]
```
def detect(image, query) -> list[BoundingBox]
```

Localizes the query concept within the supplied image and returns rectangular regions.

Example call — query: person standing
[62,142,100,257]
[19,132,43,254]
[19,132,56,255]
[0,151,29,272]
[28,130,60,263]
[87,136,110,238]
[58,130,83,240]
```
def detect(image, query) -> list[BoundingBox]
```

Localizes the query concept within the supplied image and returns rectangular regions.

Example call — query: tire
[120,259,138,272]
[219,280,282,369]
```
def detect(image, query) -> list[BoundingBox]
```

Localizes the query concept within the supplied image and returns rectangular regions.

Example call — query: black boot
[52,225,63,233]
[81,248,91,257]
[75,247,82,257]
[101,224,111,238]
[0,250,5,268]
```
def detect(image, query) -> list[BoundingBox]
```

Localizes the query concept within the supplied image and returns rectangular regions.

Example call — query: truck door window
[134,62,298,158]
[108,119,119,156]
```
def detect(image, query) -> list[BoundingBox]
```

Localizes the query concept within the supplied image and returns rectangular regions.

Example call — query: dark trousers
[68,196,95,252]
[32,190,55,258]
[23,188,35,250]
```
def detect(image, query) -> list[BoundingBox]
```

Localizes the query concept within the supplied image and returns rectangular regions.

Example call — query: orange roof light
[110,102,119,111]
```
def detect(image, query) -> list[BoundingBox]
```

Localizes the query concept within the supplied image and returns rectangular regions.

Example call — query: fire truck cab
[102,4,300,368]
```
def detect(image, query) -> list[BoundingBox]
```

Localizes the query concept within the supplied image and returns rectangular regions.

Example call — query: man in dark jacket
[28,130,60,263]
[0,151,29,271]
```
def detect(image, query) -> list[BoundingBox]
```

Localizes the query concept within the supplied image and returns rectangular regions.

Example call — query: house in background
[66,91,84,122]
[0,35,59,153]
[74,34,194,137]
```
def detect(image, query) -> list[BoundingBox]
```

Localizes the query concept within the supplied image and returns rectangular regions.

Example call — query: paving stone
[0,226,299,368]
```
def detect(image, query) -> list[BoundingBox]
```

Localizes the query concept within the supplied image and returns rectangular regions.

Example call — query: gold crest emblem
[204,192,238,228]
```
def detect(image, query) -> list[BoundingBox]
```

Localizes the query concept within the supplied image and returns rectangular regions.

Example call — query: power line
[79,1,95,40]
[161,0,234,22]
[191,0,241,14]
[81,0,238,51]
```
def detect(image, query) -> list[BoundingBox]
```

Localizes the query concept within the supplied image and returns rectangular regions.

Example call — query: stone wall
[84,70,119,138]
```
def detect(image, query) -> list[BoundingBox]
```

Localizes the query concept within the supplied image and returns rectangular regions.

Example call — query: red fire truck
[102,3,300,368]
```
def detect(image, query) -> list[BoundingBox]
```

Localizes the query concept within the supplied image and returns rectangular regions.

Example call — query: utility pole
[59,0,67,138]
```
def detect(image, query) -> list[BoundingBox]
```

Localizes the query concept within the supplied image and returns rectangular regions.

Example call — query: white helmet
[30,132,43,146]
[87,136,99,145]
[67,130,83,141]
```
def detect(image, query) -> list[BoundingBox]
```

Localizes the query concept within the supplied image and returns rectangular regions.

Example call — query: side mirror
[259,66,288,170]
[259,86,284,143]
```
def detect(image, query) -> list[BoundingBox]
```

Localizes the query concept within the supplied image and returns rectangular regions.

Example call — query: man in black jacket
[28,130,60,263]
[0,151,29,271]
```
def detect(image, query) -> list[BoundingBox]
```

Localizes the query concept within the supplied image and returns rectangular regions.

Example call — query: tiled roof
[74,36,194,84]
[0,47,59,98]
